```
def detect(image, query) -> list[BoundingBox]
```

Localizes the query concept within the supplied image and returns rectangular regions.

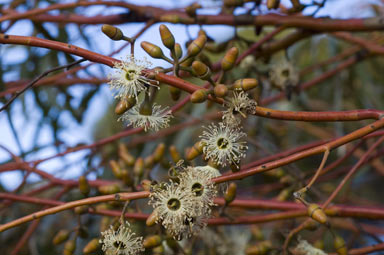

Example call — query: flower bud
[186,141,204,160]
[169,145,181,163]
[141,41,165,59]
[224,0,244,7]
[276,188,291,201]
[214,84,228,98]
[118,143,135,166]
[267,0,280,9]
[159,24,175,50]
[144,155,155,169]
[173,43,183,60]
[83,238,100,254]
[224,182,237,204]
[192,61,211,80]
[102,24,123,40]
[134,157,144,178]
[121,169,133,186]
[190,89,208,103]
[185,2,202,17]
[169,86,181,101]
[251,226,264,240]
[63,240,76,255]
[307,203,328,225]
[143,235,162,249]
[78,176,90,196]
[153,244,165,254]
[53,229,70,245]
[74,205,89,215]
[98,184,120,195]
[115,97,136,115]
[146,210,158,227]
[334,235,347,255]
[245,240,272,255]
[160,14,181,23]
[141,179,152,191]
[233,78,258,91]
[187,35,207,57]
[221,47,239,71]
[153,143,166,163]
[109,160,123,179]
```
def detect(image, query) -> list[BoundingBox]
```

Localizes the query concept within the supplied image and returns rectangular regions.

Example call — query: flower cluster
[199,122,247,167]
[99,221,144,255]
[109,55,173,132]
[149,165,219,240]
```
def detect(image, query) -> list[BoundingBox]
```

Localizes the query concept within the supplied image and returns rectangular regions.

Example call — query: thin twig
[0,58,86,112]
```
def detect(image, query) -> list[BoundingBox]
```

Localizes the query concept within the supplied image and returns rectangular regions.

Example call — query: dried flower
[199,122,247,167]
[269,59,299,90]
[108,55,155,100]
[293,239,328,255]
[99,221,144,255]
[118,103,173,132]
[149,181,195,240]
[222,90,257,127]
[179,167,217,215]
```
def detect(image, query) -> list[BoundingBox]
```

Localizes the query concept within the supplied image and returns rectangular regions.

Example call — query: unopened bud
[307,204,328,225]
[141,179,152,191]
[233,78,258,91]
[153,143,166,163]
[224,0,244,7]
[143,235,162,249]
[134,158,144,178]
[98,184,120,195]
[224,182,237,204]
[63,240,76,255]
[121,169,133,186]
[187,35,207,57]
[74,205,89,215]
[214,84,228,98]
[78,176,90,196]
[109,160,123,179]
[102,24,123,40]
[115,97,136,115]
[221,47,239,71]
[186,141,204,160]
[190,89,208,103]
[53,229,70,245]
[192,61,211,80]
[169,145,181,163]
[141,41,165,59]
[267,0,280,9]
[334,235,347,255]
[146,210,158,227]
[186,3,202,17]
[245,240,272,255]
[83,238,100,254]
[118,144,135,166]
[153,244,165,254]
[173,43,183,60]
[159,24,175,50]
[144,155,155,169]
[160,14,181,24]
[276,188,291,201]
[170,87,181,101]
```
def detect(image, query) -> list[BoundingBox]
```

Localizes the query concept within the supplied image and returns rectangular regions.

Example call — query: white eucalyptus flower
[149,181,195,240]
[108,55,154,100]
[118,103,173,132]
[199,122,247,167]
[99,221,144,255]
[222,90,257,127]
